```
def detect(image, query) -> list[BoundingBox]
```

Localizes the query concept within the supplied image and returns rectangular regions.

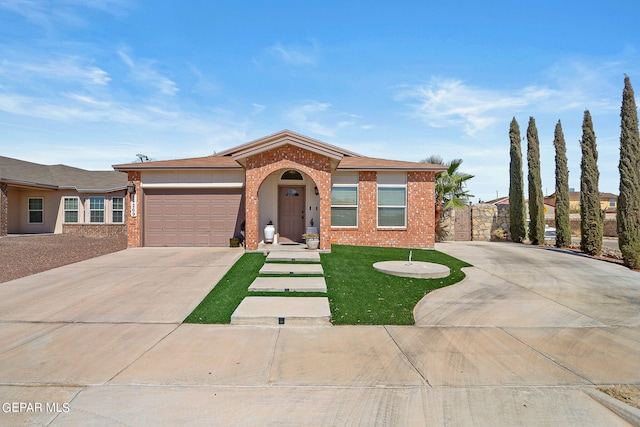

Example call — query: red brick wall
[330,171,436,248]
[0,183,7,237]
[126,171,142,247]
[245,145,332,250]
[123,148,438,249]
[63,224,127,238]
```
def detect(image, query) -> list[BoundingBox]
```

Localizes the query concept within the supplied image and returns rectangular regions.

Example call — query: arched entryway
[243,145,332,251]
[256,168,319,244]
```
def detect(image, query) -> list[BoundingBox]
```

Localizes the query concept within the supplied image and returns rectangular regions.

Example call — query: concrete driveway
[1,243,639,426]
[0,247,243,323]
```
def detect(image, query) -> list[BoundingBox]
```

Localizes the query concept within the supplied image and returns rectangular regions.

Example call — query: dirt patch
[598,385,640,410]
[0,234,127,283]
[543,242,626,266]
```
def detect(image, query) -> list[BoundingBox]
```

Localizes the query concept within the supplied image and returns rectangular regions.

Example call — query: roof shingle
[0,156,126,191]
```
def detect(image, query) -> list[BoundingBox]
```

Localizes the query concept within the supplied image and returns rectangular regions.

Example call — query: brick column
[0,183,8,237]
[244,145,332,251]
[407,171,436,248]
[126,171,142,247]
[244,171,260,251]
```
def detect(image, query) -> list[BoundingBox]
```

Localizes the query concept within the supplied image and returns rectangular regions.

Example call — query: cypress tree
[527,117,545,245]
[618,75,640,269]
[509,118,526,242]
[553,120,571,247]
[579,110,603,256]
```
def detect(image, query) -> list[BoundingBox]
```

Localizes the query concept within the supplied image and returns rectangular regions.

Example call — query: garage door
[144,189,243,247]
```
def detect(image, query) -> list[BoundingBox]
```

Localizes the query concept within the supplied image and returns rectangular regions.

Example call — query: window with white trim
[89,196,105,223]
[377,185,407,228]
[63,197,79,223]
[331,185,358,227]
[112,197,124,223]
[28,197,43,223]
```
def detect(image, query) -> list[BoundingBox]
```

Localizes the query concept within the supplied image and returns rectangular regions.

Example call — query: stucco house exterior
[113,130,446,251]
[0,156,127,237]
[546,191,618,213]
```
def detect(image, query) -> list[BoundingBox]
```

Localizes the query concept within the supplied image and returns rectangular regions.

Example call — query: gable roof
[113,130,447,173]
[0,156,126,192]
[215,130,361,161]
[484,196,510,205]
[548,191,618,199]
[337,156,446,171]
[112,155,242,171]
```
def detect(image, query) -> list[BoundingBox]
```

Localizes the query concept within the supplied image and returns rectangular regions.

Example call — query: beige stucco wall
[7,188,71,233]
[142,170,245,184]
[7,188,125,234]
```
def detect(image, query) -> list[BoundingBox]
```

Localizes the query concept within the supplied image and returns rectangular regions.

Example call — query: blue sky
[1,0,639,202]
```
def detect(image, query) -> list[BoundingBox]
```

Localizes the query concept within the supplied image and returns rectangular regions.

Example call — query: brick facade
[121,144,439,250]
[63,223,127,238]
[0,183,7,237]
[245,145,332,250]
[126,171,142,247]
[330,171,437,248]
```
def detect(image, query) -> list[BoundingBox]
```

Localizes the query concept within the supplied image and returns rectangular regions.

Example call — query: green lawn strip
[184,253,265,324]
[184,253,326,324]
[322,245,471,325]
[185,245,471,325]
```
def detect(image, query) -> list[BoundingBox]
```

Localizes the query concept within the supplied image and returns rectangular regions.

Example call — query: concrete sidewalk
[0,243,639,426]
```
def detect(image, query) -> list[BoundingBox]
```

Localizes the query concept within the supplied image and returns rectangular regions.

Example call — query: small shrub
[492,229,507,241]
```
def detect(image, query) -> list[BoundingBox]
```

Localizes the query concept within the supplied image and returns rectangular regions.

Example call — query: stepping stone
[249,277,327,293]
[266,252,321,262]
[259,263,324,275]
[231,297,331,326]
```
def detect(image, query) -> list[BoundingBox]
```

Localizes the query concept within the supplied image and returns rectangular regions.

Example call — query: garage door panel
[144,189,243,247]
[195,219,209,231]
[195,205,210,216]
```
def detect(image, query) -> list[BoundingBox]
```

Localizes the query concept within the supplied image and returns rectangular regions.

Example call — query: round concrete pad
[373,261,450,279]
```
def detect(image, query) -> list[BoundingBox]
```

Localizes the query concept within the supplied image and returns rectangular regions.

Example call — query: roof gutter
[59,185,128,193]
[0,177,59,190]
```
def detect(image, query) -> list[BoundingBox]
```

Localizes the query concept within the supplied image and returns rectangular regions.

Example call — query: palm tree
[421,156,474,240]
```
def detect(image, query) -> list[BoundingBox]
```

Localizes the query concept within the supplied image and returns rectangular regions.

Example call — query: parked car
[544,225,557,239]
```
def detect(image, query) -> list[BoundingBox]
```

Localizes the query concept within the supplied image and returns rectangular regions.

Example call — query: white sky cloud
[267,41,318,66]
[117,49,179,96]
[0,57,110,86]
[396,78,558,135]
[283,101,359,137]
[0,0,130,27]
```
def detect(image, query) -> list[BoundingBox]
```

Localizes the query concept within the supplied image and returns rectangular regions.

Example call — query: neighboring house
[546,192,618,213]
[113,130,446,250]
[485,196,555,215]
[484,196,509,205]
[0,156,127,237]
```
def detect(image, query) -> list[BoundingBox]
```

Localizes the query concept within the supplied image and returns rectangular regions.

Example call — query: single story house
[485,196,556,216]
[0,156,127,237]
[113,130,446,250]
[545,192,618,213]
